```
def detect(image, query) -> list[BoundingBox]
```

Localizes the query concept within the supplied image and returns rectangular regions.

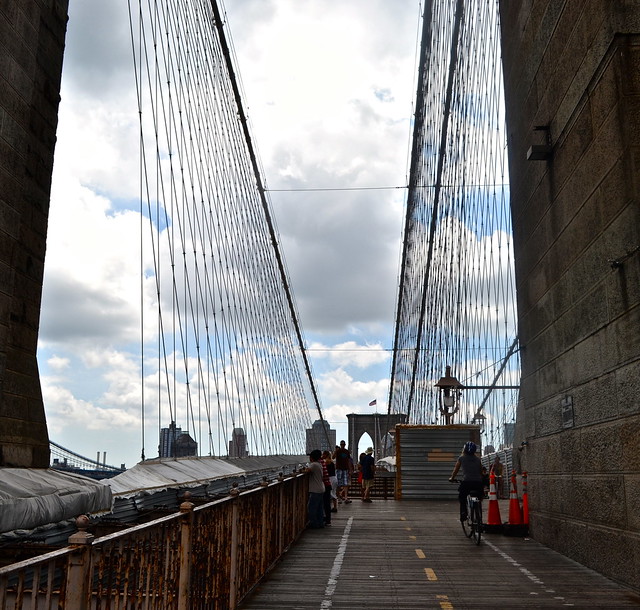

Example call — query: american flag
[369,399,377,406]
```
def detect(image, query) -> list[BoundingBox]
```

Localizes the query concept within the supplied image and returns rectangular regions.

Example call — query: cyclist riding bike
[449,441,484,522]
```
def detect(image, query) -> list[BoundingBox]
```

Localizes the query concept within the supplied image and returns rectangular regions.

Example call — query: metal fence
[348,471,396,500]
[0,473,308,609]
[482,448,514,499]
[394,425,481,499]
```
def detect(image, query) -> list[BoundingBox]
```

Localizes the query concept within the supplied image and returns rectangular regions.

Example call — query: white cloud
[308,340,389,369]
[224,0,415,335]
[47,355,70,372]
[44,384,139,432]
[318,368,387,405]
[40,177,143,347]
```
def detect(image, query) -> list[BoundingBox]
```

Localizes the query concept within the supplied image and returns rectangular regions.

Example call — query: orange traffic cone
[508,470,522,525]
[487,471,502,525]
[522,471,529,525]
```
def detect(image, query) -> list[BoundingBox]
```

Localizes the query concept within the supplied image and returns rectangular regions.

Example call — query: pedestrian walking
[359,447,376,502]
[306,450,325,528]
[321,451,332,525]
[491,455,504,498]
[334,440,353,503]
[323,450,338,514]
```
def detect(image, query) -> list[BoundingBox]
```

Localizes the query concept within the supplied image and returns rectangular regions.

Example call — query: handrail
[0,547,74,577]
[0,472,308,609]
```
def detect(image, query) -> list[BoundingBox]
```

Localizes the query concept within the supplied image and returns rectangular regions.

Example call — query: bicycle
[450,479,483,545]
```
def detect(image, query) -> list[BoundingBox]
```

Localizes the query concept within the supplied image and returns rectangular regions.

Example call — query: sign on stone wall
[561,396,574,429]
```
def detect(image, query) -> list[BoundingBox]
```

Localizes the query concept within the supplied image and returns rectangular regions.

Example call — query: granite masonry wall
[500,1,640,590]
[0,0,68,467]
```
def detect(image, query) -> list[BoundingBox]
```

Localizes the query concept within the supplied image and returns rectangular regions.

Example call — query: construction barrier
[482,470,529,538]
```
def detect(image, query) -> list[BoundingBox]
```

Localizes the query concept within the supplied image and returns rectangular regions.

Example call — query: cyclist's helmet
[463,441,477,455]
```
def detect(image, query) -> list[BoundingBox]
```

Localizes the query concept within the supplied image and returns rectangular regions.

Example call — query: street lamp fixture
[434,365,464,425]
[471,409,486,432]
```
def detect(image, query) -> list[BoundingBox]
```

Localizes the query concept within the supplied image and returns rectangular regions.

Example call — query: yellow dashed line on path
[437,594,453,608]
[409,529,440,591]
[424,567,437,581]
[400,516,406,521]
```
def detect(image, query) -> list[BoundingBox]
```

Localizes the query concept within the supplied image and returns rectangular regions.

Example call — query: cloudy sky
[38,0,422,467]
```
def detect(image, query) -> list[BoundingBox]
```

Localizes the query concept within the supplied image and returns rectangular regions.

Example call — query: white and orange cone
[508,469,522,525]
[487,471,502,526]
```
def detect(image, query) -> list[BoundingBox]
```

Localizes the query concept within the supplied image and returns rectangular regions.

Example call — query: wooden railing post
[65,515,94,610]
[278,473,285,554]
[260,477,269,573]
[178,494,195,610]
[229,486,240,609]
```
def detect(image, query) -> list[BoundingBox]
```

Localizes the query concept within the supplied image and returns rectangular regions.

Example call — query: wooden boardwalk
[240,498,640,609]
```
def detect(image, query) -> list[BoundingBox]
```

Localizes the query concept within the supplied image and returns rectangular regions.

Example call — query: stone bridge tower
[0,0,69,467]
[500,2,640,589]
[346,412,407,459]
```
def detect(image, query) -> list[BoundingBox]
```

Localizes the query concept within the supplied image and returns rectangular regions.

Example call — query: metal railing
[0,473,308,609]
[349,471,396,500]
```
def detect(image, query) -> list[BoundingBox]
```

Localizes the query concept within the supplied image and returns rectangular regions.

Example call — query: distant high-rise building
[305,419,336,454]
[159,422,197,458]
[174,432,197,457]
[503,423,515,448]
[229,427,249,457]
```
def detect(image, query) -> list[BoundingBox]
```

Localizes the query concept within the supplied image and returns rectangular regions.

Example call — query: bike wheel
[461,497,473,538]
[461,514,472,537]
[471,502,482,545]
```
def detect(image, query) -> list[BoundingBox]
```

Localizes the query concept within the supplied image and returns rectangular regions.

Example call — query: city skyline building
[159,422,197,458]
[305,419,336,454]
[229,427,249,457]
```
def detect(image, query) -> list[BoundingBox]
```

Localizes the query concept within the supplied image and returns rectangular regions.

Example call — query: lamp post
[471,409,486,433]
[434,365,464,425]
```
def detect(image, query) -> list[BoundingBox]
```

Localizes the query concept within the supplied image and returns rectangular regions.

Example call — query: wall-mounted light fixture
[527,125,552,160]
[609,244,640,269]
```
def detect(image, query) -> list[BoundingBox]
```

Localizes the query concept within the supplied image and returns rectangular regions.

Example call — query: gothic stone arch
[345,413,407,460]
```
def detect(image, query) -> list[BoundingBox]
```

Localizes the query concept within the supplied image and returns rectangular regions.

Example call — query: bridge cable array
[389,0,520,450]
[126,0,323,459]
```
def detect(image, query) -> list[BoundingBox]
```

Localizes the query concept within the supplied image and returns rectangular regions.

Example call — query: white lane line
[485,541,576,607]
[483,539,544,585]
[320,516,354,609]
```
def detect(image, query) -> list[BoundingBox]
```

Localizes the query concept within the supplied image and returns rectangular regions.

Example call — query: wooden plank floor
[240,498,640,609]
